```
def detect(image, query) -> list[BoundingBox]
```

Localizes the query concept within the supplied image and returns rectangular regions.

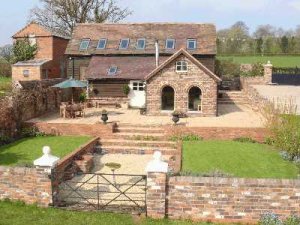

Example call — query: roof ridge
[76,22,215,26]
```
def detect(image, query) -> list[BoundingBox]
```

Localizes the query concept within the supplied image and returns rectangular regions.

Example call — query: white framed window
[79,39,90,50]
[165,39,175,49]
[23,70,30,77]
[187,39,197,50]
[132,82,144,91]
[119,38,130,49]
[176,61,188,72]
[108,66,118,75]
[97,38,107,49]
[136,38,146,49]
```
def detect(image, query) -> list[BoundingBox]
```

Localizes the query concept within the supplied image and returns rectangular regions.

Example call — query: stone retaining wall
[0,166,52,206]
[166,176,300,223]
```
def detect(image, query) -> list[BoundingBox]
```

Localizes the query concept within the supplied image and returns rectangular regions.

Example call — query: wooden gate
[272,67,300,85]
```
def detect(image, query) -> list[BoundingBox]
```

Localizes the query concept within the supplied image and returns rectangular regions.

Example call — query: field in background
[217,55,300,67]
[0,76,12,97]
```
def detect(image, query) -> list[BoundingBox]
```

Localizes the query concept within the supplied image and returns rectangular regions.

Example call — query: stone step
[99,145,177,155]
[115,127,165,134]
[100,139,177,148]
[115,132,165,138]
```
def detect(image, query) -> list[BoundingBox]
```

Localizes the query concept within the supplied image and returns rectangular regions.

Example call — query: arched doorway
[161,86,175,110]
[188,86,202,111]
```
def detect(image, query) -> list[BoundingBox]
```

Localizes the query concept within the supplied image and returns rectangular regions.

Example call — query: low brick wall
[165,126,268,142]
[166,176,300,223]
[28,122,116,138]
[0,166,52,206]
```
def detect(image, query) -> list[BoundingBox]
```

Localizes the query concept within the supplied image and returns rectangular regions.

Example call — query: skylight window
[97,38,107,49]
[108,66,118,75]
[119,38,130,49]
[187,39,197,50]
[136,38,146,49]
[79,39,90,50]
[166,39,175,49]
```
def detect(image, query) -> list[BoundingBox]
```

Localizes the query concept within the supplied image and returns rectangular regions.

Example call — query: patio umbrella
[52,78,87,103]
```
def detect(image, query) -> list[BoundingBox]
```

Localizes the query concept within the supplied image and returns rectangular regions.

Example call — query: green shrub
[233,137,257,143]
[79,92,86,102]
[122,84,130,95]
[240,62,264,77]
[169,134,203,142]
[20,127,48,138]
[215,59,240,77]
[259,213,282,225]
[284,216,300,225]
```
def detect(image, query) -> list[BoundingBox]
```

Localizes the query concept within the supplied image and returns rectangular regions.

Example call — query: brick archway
[161,85,175,110]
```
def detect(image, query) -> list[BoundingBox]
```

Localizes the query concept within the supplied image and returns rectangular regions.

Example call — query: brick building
[66,23,221,116]
[12,22,69,81]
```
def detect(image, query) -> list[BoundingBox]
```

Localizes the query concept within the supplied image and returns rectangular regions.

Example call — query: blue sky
[1,0,300,45]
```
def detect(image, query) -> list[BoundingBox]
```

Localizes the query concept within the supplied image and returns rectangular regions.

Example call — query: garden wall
[0,166,52,206]
[166,176,300,223]
[29,122,116,138]
[165,126,267,142]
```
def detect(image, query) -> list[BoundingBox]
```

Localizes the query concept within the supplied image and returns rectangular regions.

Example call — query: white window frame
[132,82,144,91]
[97,38,107,49]
[136,38,146,50]
[187,39,197,50]
[79,39,90,50]
[176,61,188,72]
[23,70,30,77]
[108,66,118,75]
[119,38,130,50]
[165,39,175,49]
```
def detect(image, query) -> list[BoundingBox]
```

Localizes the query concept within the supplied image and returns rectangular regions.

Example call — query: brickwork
[28,122,116,138]
[0,166,52,206]
[146,55,218,116]
[165,126,268,142]
[264,63,273,84]
[12,65,41,81]
[167,176,300,223]
[146,172,167,219]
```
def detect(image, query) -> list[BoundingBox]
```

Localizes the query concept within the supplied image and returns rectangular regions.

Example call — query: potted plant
[172,111,180,125]
[79,93,86,103]
[101,109,108,124]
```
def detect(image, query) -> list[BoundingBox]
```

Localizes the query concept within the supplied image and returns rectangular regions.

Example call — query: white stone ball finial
[34,146,60,169]
[146,151,168,173]
[43,146,51,155]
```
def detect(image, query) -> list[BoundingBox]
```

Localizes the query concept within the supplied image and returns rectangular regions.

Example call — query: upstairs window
[79,39,90,50]
[119,38,130,49]
[108,66,118,75]
[187,39,197,50]
[97,38,107,49]
[165,39,175,49]
[136,38,146,49]
[176,61,188,72]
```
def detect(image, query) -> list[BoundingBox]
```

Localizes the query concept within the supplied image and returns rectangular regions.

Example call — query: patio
[28,104,264,128]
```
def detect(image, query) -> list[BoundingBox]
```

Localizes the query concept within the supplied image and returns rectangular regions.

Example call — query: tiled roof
[85,56,169,80]
[65,23,216,56]
[13,59,52,66]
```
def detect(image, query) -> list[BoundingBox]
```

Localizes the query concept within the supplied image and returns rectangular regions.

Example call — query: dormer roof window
[119,38,130,49]
[108,66,118,75]
[97,38,107,49]
[166,39,175,49]
[79,39,90,50]
[136,38,146,49]
[187,39,197,50]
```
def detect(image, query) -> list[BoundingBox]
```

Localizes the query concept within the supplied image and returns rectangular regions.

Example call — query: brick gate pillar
[264,61,273,84]
[146,151,168,219]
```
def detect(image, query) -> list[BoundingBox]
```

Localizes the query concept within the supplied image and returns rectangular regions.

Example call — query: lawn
[0,136,91,166]
[0,201,224,225]
[217,55,300,67]
[0,76,12,97]
[182,140,299,179]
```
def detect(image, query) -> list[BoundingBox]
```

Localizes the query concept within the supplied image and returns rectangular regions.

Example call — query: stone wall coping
[0,166,45,174]
[55,137,99,170]
[169,176,300,186]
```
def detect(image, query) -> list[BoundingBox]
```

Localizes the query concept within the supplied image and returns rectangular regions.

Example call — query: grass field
[217,55,300,67]
[0,76,11,96]
[0,201,223,225]
[0,136,91,166]
[182,141,299,179]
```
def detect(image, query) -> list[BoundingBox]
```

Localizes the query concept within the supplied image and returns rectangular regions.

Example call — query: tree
[0,45,13,63]
[30,0,132,37]
[12,39,37,63]
[280,36,289,53]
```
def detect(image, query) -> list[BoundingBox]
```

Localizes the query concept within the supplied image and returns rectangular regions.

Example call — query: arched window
[176,61,188,72]
[188,86,202,111]
[161,86,175,110]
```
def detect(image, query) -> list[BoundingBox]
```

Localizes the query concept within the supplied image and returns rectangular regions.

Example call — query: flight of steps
[218,90,248,105]
[95,124,179,168]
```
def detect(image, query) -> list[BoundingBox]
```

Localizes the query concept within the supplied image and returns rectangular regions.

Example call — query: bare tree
[29,0,132,37]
